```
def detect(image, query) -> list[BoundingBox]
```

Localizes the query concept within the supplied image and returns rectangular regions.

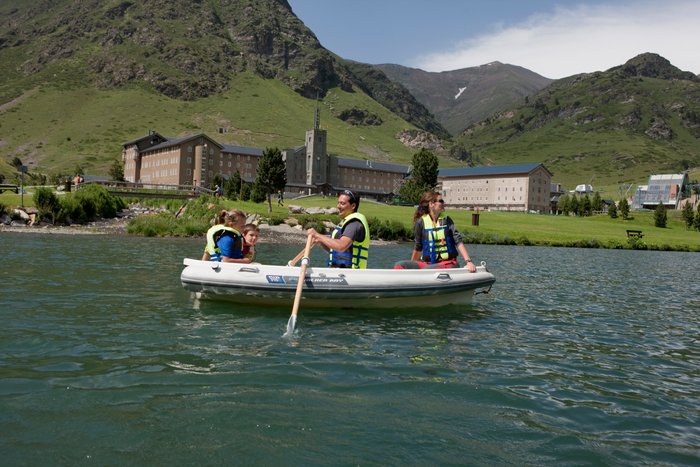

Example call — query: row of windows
[451,196,546,203]
[144,169,178,178]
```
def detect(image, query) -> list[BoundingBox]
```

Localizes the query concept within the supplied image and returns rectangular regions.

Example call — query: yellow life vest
[421,214,456,263]
[328,212,370,269]
[204,225,240,260]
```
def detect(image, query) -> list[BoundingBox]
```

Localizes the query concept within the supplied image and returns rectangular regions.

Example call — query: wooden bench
[626,229,644,239]
[0,184,19,194]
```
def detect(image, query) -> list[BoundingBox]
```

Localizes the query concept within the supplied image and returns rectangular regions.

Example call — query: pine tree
[580,194,591,216]
[681,202,694,229]
[569,195,579,216]
[619,198,630,220]
[558,194,569,215]
[253,147,287,212]
[654,202,667,228]
[608,202,618,218]
[592,192,603,212]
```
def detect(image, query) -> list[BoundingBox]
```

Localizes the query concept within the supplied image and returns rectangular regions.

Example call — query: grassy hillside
[456,56,700,195]
[0,71,431,181]
[0,0,451,183]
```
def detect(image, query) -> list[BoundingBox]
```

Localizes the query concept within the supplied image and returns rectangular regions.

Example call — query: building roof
[143,133,224,152]
[439,162,551,178]
[122,131,166,146]
[336,156,410,174]
[221,144,264,157]
[648,173,686,183]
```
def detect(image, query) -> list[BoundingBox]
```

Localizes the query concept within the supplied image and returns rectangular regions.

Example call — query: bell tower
[305,101,328,187]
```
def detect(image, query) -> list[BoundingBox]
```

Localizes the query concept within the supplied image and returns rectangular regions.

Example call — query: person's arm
[308,227,352,253]
[448,218,476,272]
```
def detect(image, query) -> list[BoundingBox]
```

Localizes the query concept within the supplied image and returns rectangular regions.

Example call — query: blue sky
[287,0,699,79]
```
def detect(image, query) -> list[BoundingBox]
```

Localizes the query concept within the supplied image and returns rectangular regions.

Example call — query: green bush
[127,213,176,237]
[73,184,125,218]
[266,215,286,226]
[367,217,412,241]
[126,212,211,237]
[33,187,61,224]
[58,195,87,224]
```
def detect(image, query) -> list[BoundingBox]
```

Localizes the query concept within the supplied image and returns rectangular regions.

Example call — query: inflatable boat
[180,258,496,309]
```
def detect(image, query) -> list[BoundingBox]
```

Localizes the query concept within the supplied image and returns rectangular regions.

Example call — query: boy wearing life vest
[394,191,476,272]
[307,190,369,269]
[242,223,259,263]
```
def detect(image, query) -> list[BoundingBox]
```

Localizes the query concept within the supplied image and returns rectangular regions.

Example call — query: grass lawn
[229,195,699,251]
[3,192,699,251]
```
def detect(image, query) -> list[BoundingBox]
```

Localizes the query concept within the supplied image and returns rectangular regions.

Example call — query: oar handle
[288,242,314,266]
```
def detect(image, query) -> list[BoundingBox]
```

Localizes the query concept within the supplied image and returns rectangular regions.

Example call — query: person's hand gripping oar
[284,233,313,337]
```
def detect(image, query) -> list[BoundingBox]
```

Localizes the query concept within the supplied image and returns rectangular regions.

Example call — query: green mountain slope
[0,0,448,181]
[456,53,700,190]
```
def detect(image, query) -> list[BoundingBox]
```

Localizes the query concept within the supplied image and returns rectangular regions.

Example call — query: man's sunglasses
[342,190,358,203]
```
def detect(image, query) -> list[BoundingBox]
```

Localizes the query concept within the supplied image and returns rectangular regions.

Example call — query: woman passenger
[394,191,476,272]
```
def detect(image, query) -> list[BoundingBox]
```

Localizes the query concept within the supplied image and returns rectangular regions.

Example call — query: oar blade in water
[284,315,297,337]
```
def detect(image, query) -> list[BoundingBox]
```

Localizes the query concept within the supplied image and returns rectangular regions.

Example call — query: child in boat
[211,209,247,263]
[201,209,228,261]
[242,223,259,263]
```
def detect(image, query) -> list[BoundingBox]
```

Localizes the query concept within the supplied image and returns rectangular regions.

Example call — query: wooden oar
[287,243,314,267]
[284,234,313,337]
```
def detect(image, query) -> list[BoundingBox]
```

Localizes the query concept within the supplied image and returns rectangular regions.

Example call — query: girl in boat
[394,191,476,272]
[205,209,247,263]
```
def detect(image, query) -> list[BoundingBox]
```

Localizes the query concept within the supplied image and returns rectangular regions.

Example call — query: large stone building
[122,115,410,198]
[438,163,553,213]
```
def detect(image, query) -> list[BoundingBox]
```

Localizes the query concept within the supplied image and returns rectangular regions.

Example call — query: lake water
[1,232,699,465]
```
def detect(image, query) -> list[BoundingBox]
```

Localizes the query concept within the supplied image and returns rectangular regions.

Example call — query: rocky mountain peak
[611,53,699,82]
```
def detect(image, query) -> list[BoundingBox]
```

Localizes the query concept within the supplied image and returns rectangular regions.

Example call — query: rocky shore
[0,206,393,246]
[0,204,325,245]
[0,215,311,244]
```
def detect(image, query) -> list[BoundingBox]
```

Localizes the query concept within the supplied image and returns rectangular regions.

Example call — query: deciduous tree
[109,159,125,182]
[400,149,439,204]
